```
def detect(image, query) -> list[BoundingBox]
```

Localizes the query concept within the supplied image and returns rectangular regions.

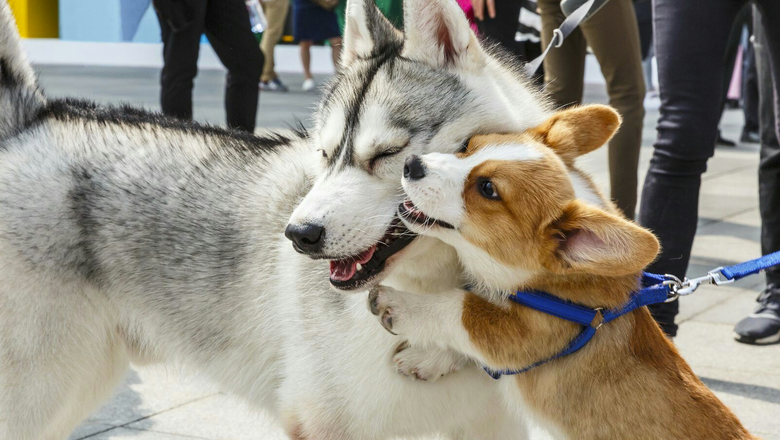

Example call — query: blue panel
[59,0,122,42]
[131,5,162,43]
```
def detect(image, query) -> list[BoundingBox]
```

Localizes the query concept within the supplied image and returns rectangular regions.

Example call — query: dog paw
[368,285,405,335]
[391,341,467,382]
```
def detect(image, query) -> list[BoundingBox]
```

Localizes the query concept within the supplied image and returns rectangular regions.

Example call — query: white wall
[21,39,657,86]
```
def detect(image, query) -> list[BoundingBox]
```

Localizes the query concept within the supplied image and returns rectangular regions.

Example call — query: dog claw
[368,288,380,315]
[394,340,410,356]
[381,310,396,335]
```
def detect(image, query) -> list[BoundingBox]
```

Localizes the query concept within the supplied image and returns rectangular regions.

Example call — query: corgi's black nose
[403,155,426,181]
[285,223,325,254]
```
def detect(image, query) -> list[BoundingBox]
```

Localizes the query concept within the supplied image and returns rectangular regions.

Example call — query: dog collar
[485,250,780,379]
[484,273,670,379]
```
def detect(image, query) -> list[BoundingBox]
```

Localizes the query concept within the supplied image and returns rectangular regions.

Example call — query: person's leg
[734,3,780,344]
[755,1,780,286]
[715,4,751,146]
[300,40,313,80]
[204,0,264,132]
[152,0,206,121]
[475,0,524,60]
[537,0,586,108]
[742,23,760,138]
[639,0,744,337]
[261,0,291,83]
[634,0,652,61]
[329,37,342,72]
[580,0,645,219]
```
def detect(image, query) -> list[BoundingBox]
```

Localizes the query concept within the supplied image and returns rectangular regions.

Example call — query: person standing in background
[260,0,291,92]
[471,0,522,59]
[470,0,544,84]
[734,8,780,345]
[153,0,263,132]
[537,0,645,220]
[638,0,780,339]
[293,0,342,92]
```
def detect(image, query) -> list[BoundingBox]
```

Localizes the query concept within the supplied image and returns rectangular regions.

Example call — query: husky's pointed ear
[544,200,659,277]
[401,0,485,70]
[529,105,621,163]
[342,0,403,65]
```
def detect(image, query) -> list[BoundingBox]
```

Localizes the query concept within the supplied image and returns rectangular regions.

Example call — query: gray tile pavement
[31,65,778,439]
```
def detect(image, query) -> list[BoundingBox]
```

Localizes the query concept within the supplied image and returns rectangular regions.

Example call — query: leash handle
[523,0,597,77]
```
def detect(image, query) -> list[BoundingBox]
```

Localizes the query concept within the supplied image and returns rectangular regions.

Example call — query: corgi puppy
[368,105,759,440]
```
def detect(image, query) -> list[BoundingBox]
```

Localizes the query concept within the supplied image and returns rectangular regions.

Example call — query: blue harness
[485,250,780,379]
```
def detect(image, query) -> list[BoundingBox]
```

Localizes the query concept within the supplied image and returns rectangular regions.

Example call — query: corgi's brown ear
[529,105,621,163]
[544,200,659,276]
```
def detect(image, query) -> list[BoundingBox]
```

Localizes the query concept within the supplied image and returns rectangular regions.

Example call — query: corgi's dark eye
[478,178,500,200]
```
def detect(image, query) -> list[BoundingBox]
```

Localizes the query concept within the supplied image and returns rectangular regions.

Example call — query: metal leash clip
[663,268,735,302]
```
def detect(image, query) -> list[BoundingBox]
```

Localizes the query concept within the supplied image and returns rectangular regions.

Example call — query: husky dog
[0,0,551,438]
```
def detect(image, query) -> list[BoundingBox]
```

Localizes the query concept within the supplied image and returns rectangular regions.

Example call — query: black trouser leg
[204,0,264,132]
[476,0,524,60]
[639,0,746,337]
[754,3,780,286]
[634,0,652,60]
[743,23,759,134]
[154,0,206,121]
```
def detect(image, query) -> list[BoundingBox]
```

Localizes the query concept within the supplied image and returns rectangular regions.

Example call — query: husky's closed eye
[369,141,409,171]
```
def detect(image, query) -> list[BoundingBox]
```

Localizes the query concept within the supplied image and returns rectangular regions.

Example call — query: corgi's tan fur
[371,105,759,440]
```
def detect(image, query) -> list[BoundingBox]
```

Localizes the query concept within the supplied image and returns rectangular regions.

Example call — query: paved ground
[31,65,779,439]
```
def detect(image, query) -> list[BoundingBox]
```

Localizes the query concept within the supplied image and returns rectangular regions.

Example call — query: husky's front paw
[391,341,467,382]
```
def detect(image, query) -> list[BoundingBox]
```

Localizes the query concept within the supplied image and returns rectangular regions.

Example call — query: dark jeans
[754,8,780,288]
[476,0,524,59]
[640,0,780,337]
[743,25,760,134]
[153,0,264,132]
[634,0,652,60]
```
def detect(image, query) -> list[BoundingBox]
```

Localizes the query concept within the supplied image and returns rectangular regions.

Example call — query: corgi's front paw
[368,285,404,335]
[392,341,467,382]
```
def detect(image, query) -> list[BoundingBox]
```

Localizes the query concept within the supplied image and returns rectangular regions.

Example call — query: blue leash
[485,250,780,379]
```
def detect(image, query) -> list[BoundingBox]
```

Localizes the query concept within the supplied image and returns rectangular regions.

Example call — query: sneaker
[740,129,760,144]
[259,78,289,92]
[734,284,780,345]
[302,78,316,92]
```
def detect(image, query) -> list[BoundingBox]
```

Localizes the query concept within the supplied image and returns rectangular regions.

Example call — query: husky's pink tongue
[329,245,377,282]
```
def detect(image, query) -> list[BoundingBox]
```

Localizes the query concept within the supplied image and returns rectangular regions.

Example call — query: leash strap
[523,0,597,77]
[720,250,780,281]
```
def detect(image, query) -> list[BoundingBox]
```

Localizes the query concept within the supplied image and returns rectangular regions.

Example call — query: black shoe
[716,132,737,147]
[734,285,780,345]
[740,130,760,144]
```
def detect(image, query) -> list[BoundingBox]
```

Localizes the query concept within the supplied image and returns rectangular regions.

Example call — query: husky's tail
[0,1,44,140]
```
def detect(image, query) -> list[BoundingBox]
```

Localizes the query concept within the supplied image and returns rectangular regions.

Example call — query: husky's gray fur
[0,0,553,438]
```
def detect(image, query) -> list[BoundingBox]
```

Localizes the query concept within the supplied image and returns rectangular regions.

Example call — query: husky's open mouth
[329,218,416,291]
[398,200,455,230]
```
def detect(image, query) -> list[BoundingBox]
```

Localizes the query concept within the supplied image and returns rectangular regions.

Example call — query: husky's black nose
[285,223,325,254]
[403,155,426,181]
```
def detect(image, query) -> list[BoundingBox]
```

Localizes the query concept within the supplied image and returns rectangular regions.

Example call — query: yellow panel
[8,0,58,38]
[8,0,28,37]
